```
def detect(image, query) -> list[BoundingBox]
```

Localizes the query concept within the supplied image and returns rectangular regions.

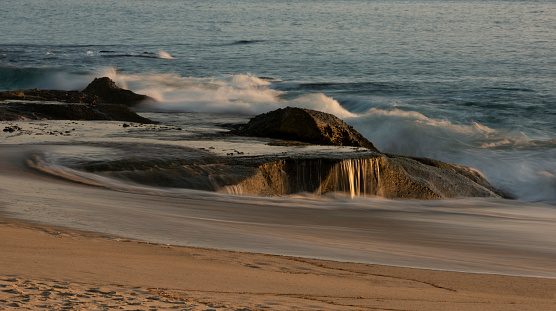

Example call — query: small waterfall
[331,158,382,198]
[369,158,383,197]
[337,159,367,198]
[220,157,384,198]
[221,184,244,195]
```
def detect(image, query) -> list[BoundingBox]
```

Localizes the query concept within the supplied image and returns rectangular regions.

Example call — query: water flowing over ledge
[26,144,509,201]
[2,144,555,279]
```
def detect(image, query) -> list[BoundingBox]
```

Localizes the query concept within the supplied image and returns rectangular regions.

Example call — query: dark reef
[0,77,154,123]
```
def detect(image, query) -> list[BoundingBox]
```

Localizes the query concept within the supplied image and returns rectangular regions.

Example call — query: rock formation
[0,77,154,123]
[236,107,379,151]
[82,77,151,106]
[63,144,513,200]
[0,89,99,104]
[222,156,513,199]
[228,107,513,199]
[0,102,154,123]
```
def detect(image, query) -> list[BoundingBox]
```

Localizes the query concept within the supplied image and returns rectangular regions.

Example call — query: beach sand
[1,218,555,311]
[1,120,555,310]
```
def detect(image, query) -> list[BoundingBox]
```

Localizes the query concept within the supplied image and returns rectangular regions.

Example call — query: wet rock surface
[229,108,512,199]
[0,77,152,106]
[2,100,512,200]
[0,89,99,104]
[33,142,512,200]
[82,77,152,106]
[0,102,154,123]
[236,107,380,151]
[223,155,513,199]
[0,77,154,123]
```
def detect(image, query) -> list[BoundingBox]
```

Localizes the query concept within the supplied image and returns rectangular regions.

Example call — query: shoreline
[1,142,555,279]
[1,120,555,309]
[2,216,555,310]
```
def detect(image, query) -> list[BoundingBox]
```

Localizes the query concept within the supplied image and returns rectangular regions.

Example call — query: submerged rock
[237,107,379,152]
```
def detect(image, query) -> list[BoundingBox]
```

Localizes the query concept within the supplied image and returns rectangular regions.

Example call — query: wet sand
[1,120,556,309]
[2,219,556,311]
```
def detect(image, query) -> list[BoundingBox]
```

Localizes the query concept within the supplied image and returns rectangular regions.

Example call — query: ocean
[1,0,555,204]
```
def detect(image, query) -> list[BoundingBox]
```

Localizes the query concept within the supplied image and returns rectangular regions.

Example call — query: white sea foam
[156,50,177,59]
[345,108,556,203]
[102,71,355,117]
[3,67,554,203]
[98,72,556,203]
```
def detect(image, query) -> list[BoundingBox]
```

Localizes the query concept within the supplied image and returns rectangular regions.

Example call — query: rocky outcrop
[0,77,152,106]
[237,107,379,151]
[62,143,512,199]
[229,107,513,199]
[82,77,151,106]
[0,89,99,104]
[223,156,513,199]
[0,77,154,123]
[0,102,154,123]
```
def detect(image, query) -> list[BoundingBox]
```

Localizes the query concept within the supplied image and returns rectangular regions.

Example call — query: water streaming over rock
[26,146,507,200]
[222,158,385,198]
[327,158,383,198]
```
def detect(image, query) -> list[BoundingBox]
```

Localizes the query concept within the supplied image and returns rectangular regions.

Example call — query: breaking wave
[346,108,556,203]
[1,66,554,203]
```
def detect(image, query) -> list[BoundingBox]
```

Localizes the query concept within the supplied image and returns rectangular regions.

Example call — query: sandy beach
[2,0,556,309]
[1,120,555,310]
[2,218,556,311]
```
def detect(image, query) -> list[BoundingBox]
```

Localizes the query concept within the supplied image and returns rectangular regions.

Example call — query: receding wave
[24,145,238,196]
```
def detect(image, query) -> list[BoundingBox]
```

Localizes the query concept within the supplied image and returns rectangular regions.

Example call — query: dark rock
[224,156,513,199]
[230,107,512,199]
[0,77,153,107]
[237,107,379,151]
[3,125,21,132]
[67,142,511,200]
[0,88,99,103]
[0,90,25,100]
[0,77,155,123]
[0,102,154,123]
[82,77,151,106]
[389,154,515,199]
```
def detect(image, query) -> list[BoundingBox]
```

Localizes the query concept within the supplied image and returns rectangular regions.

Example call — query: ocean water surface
[1,0,555,203]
